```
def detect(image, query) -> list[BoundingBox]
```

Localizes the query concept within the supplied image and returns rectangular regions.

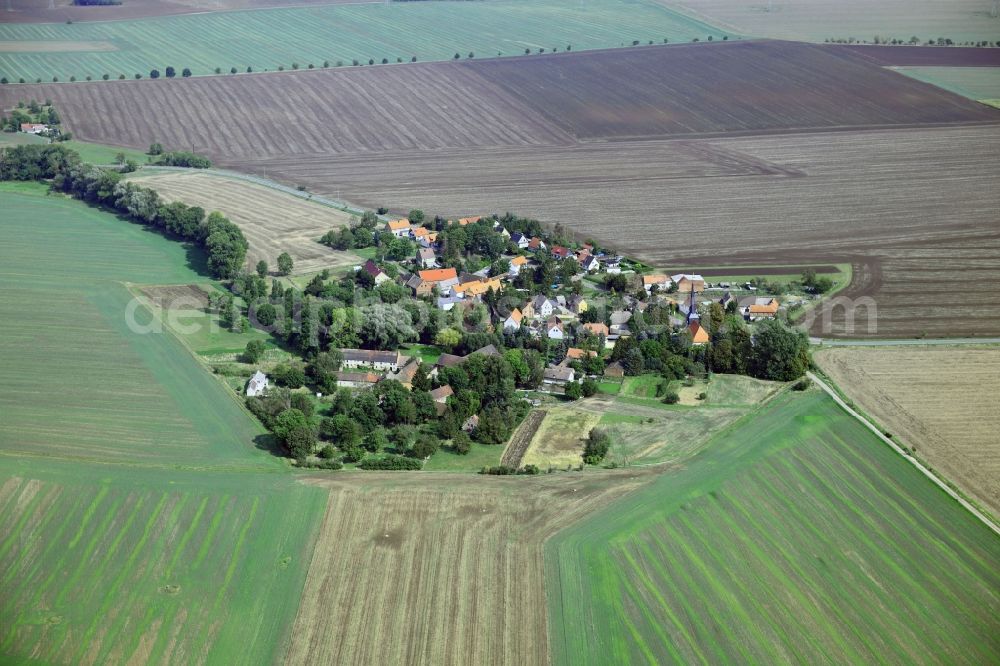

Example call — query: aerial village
[239,211,810,468]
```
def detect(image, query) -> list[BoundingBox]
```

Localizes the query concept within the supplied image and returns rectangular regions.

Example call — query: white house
[545,317,564,340]
[512,233,531,249]
[246,370,269,397]
[528,294,556,318]
[581,255,601,273]
[503,308,523,332]
[416,247,437,269]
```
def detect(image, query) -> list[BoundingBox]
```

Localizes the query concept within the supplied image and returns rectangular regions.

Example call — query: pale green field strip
[0,458,325,664]
[0,0,731,81]
[0,186,273,469]
[894,66,1000,101]
[546,390,1000,665]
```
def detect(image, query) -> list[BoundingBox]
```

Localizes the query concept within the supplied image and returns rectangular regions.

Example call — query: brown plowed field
[257,125,1000,338]
[826,45,1000,67]
[0,0,372,23]
[463,41,1000,139]
[815,345,1000,518]
[0,63,573,160]
[287,470,653,665]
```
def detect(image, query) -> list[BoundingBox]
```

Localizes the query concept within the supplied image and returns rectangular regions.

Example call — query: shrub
[452,431,472,455]
[102,73,110,80]
[230,67,238,74]
[792,377,812,391]
[583,428,611,465]
[358,455,422,470]
[318,444,336,459]
[697,391,708,401]
[242,339,265,363]
[662,389,680,404]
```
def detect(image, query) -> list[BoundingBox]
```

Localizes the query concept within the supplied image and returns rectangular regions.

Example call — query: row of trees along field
[0,144,245,279]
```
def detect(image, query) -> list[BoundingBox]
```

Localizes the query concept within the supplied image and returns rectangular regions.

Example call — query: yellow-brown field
[285,471,653,665]
[815,345,1000,517]
[130,171,358,275]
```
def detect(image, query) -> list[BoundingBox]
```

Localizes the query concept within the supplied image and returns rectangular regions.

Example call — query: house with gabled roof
[411,226,438,246]
[527,237,547,252]
[643,274,670,292]
[503,308,523,332]
[565,347,597,361]
[456,216,481,226]
[340,348,404,372]
[385,219,411,237]
[362,259,391,286]
[672,273,706,293]
[525,294,557,319]
[335,371,381,388]
[583,322,609,338]
[416,247,437,269]
[508,254,529,275]
[581,255,601,273]
[246,370,269,397]
[545,317,564,340]
[551,246,571,261]
[741,297,780,321]
[511,233,531,249]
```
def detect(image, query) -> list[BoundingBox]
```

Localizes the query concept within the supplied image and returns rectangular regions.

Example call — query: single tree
[277,252,294,275]
[243,339,265,363]
[165,66,176,78]
[256,259,268,277]
[150,69,160,79]
[182,68,192,77]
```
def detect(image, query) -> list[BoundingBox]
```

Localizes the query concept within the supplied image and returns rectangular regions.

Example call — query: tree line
[0,144,245,279]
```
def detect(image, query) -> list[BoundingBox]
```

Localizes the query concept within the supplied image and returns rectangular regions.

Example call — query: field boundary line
[807,371,1000,538]
[811,336,1000,347]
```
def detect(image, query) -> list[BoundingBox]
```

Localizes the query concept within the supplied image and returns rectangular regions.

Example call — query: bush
[662,389,680,405]
[452,431,472,455]
[300,459,343,470]
[242,339,265,363]
[318,444,337,459]
[697,391,708,401]
[583,428,611,465]
[272,363,306,388]
[358,455,423,470]
[792,377,812,391]
[480,465,516,475]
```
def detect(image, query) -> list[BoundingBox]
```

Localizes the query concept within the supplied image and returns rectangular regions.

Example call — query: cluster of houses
[248,214,785,401]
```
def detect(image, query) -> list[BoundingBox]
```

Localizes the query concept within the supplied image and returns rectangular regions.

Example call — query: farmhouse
[605,256,623,274]
[419,267,459,291]
[565,347,597,361]
[512,233,530,249]
[406,274,434,297]
[643,274,670,292]
[525,294,557,319]
[545,317,564,340]
[387,357,420,388]
[246,370,269,396]
[508,254,529,275]
[581,255,601,273]
[672,273,706,293]
[385,219,411,237]
[583,322,609,338]
[340,348,404,372]
[19,123,49,134]
[740,296,780,320]
[543,365,575,387]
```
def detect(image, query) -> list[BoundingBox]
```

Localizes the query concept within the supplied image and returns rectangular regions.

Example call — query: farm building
[19,123,48,134]
[387,358,421,388]
[543,365,575,387]
[643,274,670,292]
[416,247,437,269]
[583,322,609,338]
[740,296,780,320]
[335,371,380,389]
[565,347,597,361]
[672,273,706,293]
[604,361,625,378]
[246,370,269,396]
[340,348,404,372]
[361,259,391,285]
[418,267,459,291]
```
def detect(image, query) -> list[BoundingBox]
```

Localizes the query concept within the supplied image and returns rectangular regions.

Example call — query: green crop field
[0,0,731,82]
[0,184,273,468]
[0,184,328,663]
[895,67,1000,102]
[547,389,1000,665]
[0,459,324,664]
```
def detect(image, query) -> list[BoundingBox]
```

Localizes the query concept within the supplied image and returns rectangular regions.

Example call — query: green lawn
[401,343,442,364]
[0,0,730,81]
[0,185,327,663]
[423,441,503,472]
[547,390,1000,664]
[0,131,148,164]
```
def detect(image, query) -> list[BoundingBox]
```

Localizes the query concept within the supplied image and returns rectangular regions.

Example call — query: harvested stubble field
[0,0,726,80]
[547,389,1000,665]
[520,407,601,469]
[287,470,655,666]
[815,345,1000,518]
[660,0,1000,43]
[130,170,359,274]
